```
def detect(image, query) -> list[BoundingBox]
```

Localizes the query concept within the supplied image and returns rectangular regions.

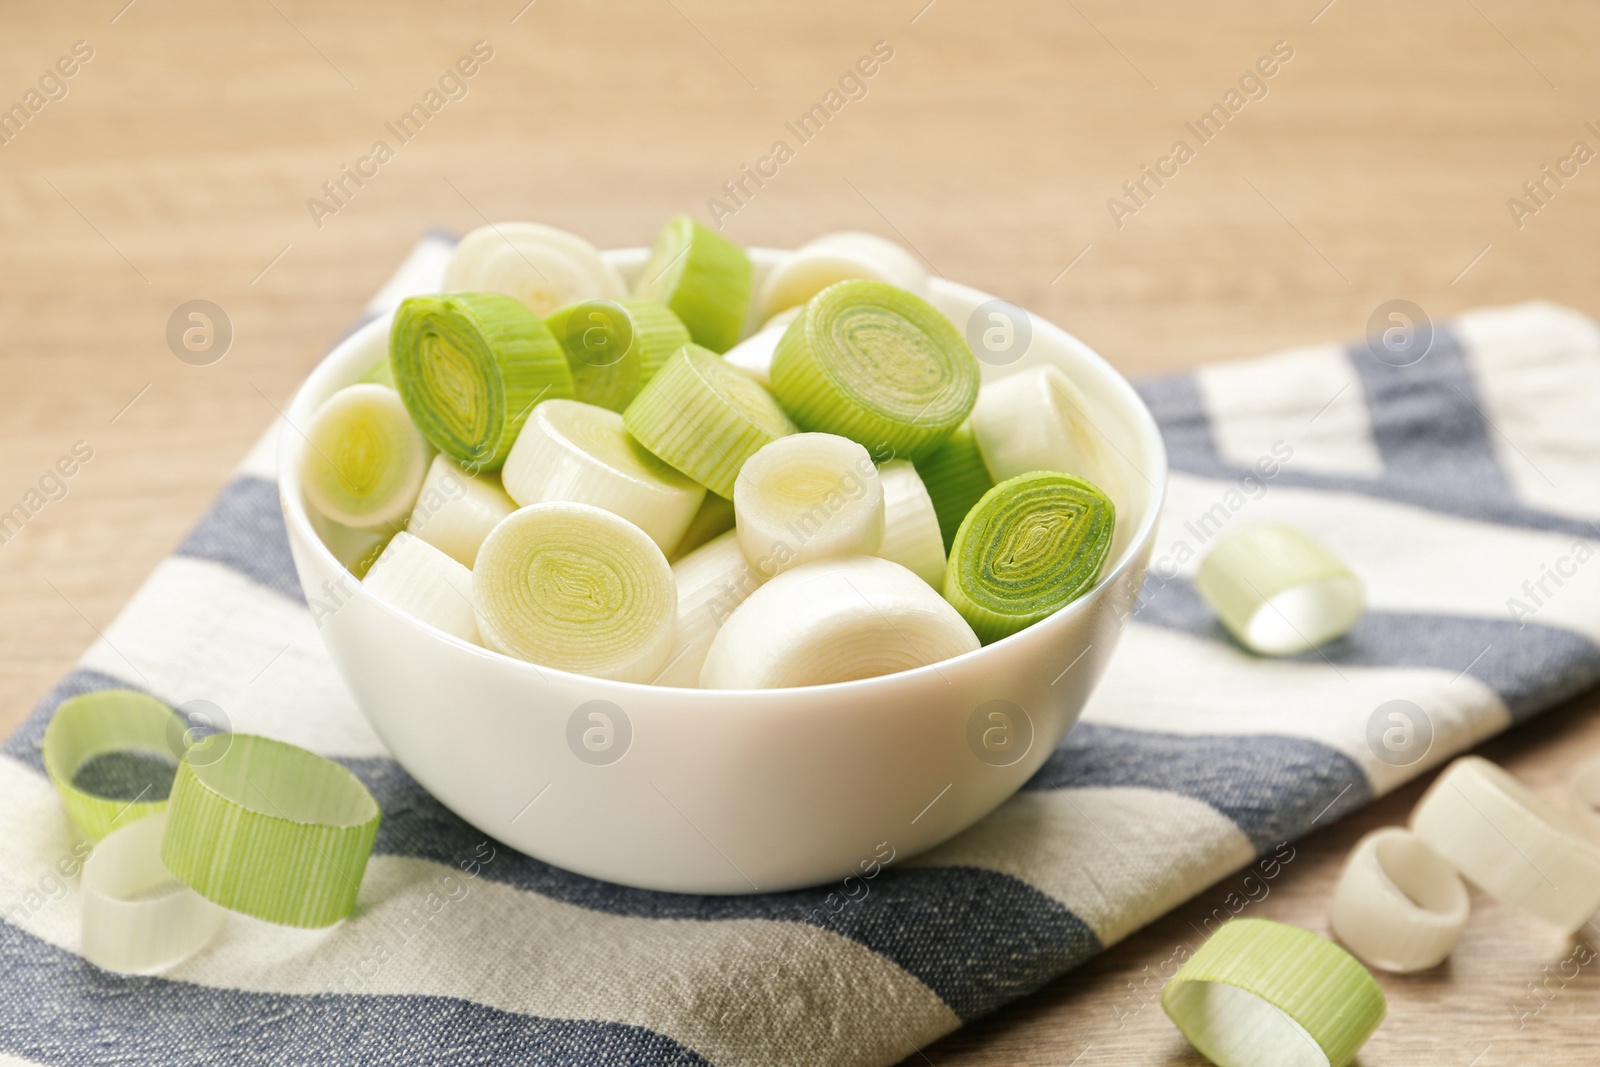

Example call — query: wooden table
[3,0,1597,1062]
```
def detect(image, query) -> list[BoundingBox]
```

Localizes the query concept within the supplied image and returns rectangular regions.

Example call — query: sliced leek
[1195,525,1365,656]
[1161,918,1386,1067]
[699,556,979,689]
[363,531,481,645]
[390,292,574,471]
[1329,827,1469,973]
[502,399,707,551]
[914,418,994,551]
[945,471,1115,644]
[623,343,796,499]
[301,384,431,529]
[733,432,884,576]
[42,689,185,840]
[970,364,1121,510]
[1410,755,1600,932]
[442,221,626,317]
[406,454,517,567]
[543,299,689,412]
[653,530,763,687]
[632,214,752,353]
[472,502,678,681]
[756,231,928,320]
[769,279,979,462]
[876,459,946,588]
[81,810,225,975]
[669,493,737,561]
[161,733,381,928]
[720,306,806,388]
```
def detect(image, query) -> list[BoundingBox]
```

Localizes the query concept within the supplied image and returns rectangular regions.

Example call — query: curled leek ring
[944,471,1115,645]
[390,291,574,472]
[699,556,980,689]
[632,214,752,353]
[501,399,707,552]
[770,279,980,462]
[42,689,186,841]
[1410,755,1600,932]
[161,733,381,929]
[473,502,678,682]
[81,810,225,975]
[300,384,432,529]
[1194,525,1364,656]
[1161,918,1386,1067]
[1329,827,1469,973]
[733,432,885,577]
[623,343,796,499]
[442,221,626,317]
[756,231,928,321]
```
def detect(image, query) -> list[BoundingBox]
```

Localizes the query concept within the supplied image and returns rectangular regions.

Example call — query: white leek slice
[1161,918,1385,1067]
[756,231,928,320]
[363,531,480,645]
[442,221,626,317]
[81,810,226,975]
[653,531,763,687]
[1195,525,1365,656]
[724,306,806,388]
[623,343,796,499]
[1570,759,1600,842]
[301,383,431,529]
[473,502,677,682]
[1410,755,1600,932]
[970,364,1122,512]
[502,399,707,551]
[875,460,945,588]
[733,433,884,577]
[407,454,517,567]
[699,556,979,689]
[1329,827,1469,973]
[669,493,737,562]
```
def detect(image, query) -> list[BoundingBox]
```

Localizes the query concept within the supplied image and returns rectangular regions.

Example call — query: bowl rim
[278,244,1169,698]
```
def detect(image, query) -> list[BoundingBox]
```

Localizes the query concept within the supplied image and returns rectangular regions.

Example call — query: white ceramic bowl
[280,247,1167,894]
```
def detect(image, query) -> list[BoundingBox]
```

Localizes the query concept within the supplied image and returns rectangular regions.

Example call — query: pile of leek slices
[301,217,1121,688]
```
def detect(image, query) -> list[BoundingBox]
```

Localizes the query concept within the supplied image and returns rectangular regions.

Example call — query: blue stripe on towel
[1023,723,1370,852]
[1132,578,1600,719]
[175,476,303,604]
[0,920,707,1067]
[1136,326,1600,538]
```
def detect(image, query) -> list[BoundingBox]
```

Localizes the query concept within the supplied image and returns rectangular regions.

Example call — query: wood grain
[0,0,1596,1062]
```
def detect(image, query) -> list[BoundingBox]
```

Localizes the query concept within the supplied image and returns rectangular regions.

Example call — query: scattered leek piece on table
[1329,826,1469,973]
[653,529,764,687]
[364,531,480,645]
[770,279,979,462]
[756,231,927,321]
[42,689,184,840]
[161,733,381,928]
[390,291,573,472]
[632,214,752,353]
[442,221,625,316]
[914,418,995,551]
[733,432,884,577]
[623,343,796,499]
[1410,755,1600,932]
[301,383,431,529]
[502,398,706,551]
[1161,918,1385,1067]
[472,501,678,682]
[699,556,979,689]
[1194,525,1364,656]
[406,453,517,567]
[875,458,947,589]
[944,471,1114,644]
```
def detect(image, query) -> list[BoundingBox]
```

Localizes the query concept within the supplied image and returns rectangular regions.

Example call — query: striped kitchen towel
[4,232,1600,1066]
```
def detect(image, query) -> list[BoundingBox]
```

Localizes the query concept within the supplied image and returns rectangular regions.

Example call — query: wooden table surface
[4,0,1598,1063]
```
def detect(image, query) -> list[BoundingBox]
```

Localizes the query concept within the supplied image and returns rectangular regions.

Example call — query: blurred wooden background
[2,0,1597,1062]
